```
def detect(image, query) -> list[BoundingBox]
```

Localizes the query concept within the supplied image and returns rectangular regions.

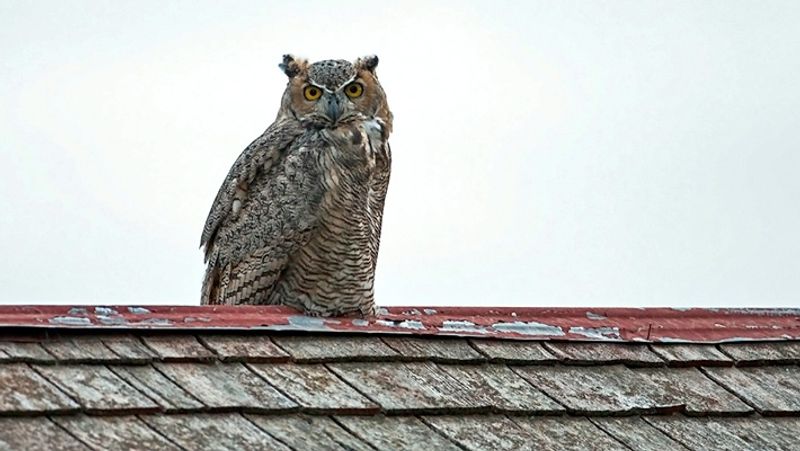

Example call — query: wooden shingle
[52,415,181,451]
[41,336,119,363]
[424,415,540,451]
[703,366,800,414]
[140,335,215,362]
[198,334,290,362]
[273,335,399,362]
[100,335,158,363]
[381,336,485,362]
[153,362,297,412]
[510,417,630,450]
[328,361,489,414]
[110,365,205,412]
[248,363,379,414]
[440,363,565,413]
[34,364,160,414]
[0,341,56,363]
[719,341,800,365]
[246,414,374,451]
[591,416,689,451]
[650,344,733,367]
[469,339,558,363]
[544,342,664,366]
[337,415,463,451]
[0,363,79,414]
[647,417,800,451]
[141,413,293,450]
[514,365,750,415]
[0,417,90,451]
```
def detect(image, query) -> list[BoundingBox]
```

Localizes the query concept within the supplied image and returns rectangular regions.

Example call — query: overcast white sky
[1,1,799,308]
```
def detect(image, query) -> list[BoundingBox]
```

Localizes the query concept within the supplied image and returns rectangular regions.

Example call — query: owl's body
[200,55,392,316]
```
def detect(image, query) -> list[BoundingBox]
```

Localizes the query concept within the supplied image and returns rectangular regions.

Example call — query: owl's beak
[325,95,342,124]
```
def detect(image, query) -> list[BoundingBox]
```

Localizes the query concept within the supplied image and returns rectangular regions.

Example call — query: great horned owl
[200,55,392,316]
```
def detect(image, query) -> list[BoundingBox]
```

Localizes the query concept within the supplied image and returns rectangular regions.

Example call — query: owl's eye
[345,83,364,98]
[303,86,322,101]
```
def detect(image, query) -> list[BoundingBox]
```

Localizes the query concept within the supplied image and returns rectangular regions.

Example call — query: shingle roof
[0,306,799,450]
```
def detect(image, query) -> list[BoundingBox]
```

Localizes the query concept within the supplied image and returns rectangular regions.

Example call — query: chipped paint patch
[492,321,565,337]
[441,320,488,334]
[725,308,800,316]
[376,308,390,316]
[586,312,607,321]
[67,307,88,316]
[94,307,118,316]
[97,316,128,326]
[287,315,340,330]
[127,307,151,315]
[134,318,173,326]
[376,319,425,330]
[49,316,92,326]
[569,326,621,340]
[183,317,212,323]
[423,309,437,315]
[351,319,369,327]
[402,309,422,316]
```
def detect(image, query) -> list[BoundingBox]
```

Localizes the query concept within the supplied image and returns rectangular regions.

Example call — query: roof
[1,306,799,450]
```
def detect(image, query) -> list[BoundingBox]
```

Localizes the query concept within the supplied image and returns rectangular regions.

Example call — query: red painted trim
[0,305,798,343]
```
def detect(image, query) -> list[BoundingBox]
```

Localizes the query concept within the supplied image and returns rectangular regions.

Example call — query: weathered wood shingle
[52,415,181,451]
[246,414,374,451]
[328,362,489,413]
[0,363,80,414]
[273,335,399,362]
[34,364,160,414]
[702,366,800,414]
[153,362,297,412]
[1,321,799,450]
[0,417,90,451]
[248,363,379,414]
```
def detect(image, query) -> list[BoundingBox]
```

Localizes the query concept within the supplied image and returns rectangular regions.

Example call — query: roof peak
[0,305,797,344]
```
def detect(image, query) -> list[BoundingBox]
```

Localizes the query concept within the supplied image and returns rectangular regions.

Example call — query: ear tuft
[279,54,308,78]
[355,55,379,73]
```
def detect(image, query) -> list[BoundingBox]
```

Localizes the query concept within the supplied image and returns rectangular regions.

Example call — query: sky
[1,0,799,308]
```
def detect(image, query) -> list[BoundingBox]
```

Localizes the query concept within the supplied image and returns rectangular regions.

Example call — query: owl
[199,55,392,317]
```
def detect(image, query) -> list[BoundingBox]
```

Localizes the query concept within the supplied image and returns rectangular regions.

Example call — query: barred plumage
[200,55,392,316]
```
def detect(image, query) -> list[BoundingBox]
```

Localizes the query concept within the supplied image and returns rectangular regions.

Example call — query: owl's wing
[200,118,302,260]
[200,118,307,305]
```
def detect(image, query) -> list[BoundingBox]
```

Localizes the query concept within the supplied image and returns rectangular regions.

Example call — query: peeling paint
[376,308,390,316]
[376,319,425,330]
[492,321,565,337]
[569,326,621,340]
[97,316,128,326]
[184,317,212,323]
[94,307,118,316]
[441,320,488,334]
[3,305,799,344]
[49,316,92,326]
[286,315,340,330]
[134,318,173,326]
[717,308,800,317]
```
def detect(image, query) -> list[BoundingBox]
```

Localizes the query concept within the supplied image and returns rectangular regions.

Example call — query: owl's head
[277,55,392,134]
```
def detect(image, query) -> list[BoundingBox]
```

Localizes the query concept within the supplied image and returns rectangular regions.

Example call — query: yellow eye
[345,82,363,98]
[303,86,322,101]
